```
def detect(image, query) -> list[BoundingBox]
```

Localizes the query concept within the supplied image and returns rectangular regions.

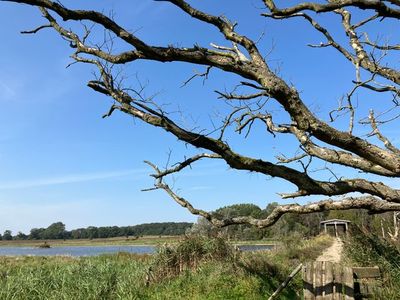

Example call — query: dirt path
[316,238,343,263]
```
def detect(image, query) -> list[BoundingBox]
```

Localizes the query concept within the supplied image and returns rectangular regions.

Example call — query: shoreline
[0,236,278,248]
[0,235,180,247]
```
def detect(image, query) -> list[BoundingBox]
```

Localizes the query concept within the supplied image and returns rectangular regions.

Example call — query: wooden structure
[303,262,380,300]
[352,267,381,299]
[320,219,351,237]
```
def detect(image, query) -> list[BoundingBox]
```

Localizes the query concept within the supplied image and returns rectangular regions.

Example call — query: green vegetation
[2,230,12,241]
[0,235,181,248]
[0,235,333,299]
[1,208,399,299]
[191,203,328,240]
[1,222,193,241]
[343,226,400,299]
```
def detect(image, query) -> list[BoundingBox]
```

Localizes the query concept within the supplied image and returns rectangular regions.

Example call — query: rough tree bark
[2,0,400,228]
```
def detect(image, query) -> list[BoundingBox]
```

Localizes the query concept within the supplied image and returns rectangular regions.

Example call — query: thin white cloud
[0,169,147,190]
[0,80,16,100]
[126,1,169,18]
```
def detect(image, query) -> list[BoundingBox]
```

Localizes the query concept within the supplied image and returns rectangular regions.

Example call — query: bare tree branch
[4,0,400,228]
[145,153,221,179]
[20,24,51,34]
[368,110,400,155]
[263,0,400,19]
[145,160,400,228]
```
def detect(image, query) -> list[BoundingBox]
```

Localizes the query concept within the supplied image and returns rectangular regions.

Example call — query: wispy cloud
[0,80,16,100]
[0,169,147,190]
[127,1,170,18]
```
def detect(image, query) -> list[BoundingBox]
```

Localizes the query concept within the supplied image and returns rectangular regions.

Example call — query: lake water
[236,244,275,252]
[0,244,274,257]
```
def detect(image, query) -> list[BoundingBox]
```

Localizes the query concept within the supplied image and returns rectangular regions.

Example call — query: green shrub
[151,235,235,280]
[343,226,400,299]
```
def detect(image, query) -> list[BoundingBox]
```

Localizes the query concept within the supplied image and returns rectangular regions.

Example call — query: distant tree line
[0,222,193,240]
[1,204,398,242]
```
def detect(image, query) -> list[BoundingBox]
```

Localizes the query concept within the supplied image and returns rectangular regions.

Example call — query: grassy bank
[0,234,332,299]
[0,236,181,247]
[0,236,279,248]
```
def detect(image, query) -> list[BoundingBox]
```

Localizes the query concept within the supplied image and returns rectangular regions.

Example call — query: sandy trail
[316,238,343,263]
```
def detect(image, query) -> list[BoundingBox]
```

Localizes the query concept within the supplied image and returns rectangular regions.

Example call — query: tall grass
[151,235,235,280]
[0,235,334,299]
[0,254,150,300]
[343,227,400,299]
[238,234,333,299]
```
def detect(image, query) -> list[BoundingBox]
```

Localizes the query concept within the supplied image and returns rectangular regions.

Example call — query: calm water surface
[237,244,275,251]
[0,244,274,257]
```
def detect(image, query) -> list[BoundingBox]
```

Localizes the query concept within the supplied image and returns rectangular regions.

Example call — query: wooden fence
[302,262,380,300]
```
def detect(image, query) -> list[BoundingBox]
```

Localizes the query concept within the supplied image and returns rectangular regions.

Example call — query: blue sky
[0,1,398,234]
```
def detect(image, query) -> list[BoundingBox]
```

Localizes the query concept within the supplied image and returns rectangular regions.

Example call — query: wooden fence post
[268,263,303,300]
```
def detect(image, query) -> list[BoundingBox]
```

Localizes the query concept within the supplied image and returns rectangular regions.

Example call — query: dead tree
[3,0,400,228]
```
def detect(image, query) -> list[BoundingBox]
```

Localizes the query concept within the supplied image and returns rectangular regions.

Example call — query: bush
[151,235,236,280]
[343,227,400,299]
